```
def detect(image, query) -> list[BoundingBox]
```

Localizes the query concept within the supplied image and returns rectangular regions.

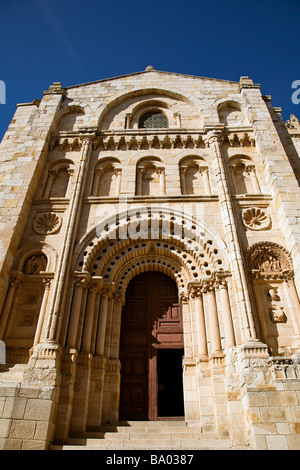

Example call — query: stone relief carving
[23,254,47,274]
[33,212,62,234]
[269,307,287,324]
[246,242,293,278]
[258,255,282,272]
[286,114,300,129]
[267,288,287,324]
[242,207,271,230]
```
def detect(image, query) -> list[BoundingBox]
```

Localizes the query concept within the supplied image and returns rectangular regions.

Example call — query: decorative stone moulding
[33,212,62,235]
[242,207,271,230]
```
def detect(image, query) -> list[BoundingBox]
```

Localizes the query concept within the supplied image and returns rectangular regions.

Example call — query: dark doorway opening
[157,349,184,418]
[119,271,184,421]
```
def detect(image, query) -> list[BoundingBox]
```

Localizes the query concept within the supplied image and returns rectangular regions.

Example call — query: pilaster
[205,127,259,344]
[43,132,95,345]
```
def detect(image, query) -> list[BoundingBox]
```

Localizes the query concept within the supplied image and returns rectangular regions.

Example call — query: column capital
[199,166,209,175]
[202,280,215,294]
[42,277,52,289]
[99,287,113,299]
[9,271,24,288]
[113,292,125,304]
[188,282,202,299]
[245,164,256,175]
[179,290,189,303]
[73,272,92,289]
[214,272,230,289]
[204,129,224,146]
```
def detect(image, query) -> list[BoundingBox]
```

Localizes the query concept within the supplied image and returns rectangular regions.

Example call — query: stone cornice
[49,127,255,151]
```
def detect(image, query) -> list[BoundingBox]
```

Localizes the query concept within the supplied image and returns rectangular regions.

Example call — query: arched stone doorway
[69,207,231,429]
[119,271,184,421]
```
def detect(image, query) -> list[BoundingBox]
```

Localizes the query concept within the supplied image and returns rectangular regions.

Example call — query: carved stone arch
[91,157,122,197]
[246,241,294,277]
[179,155,210,195]
[72,206,228,275]
[136,156,165,196]
[94,239,197,285]
[48,158,75,171]
[173,149,208,165]
[130,99,171,129]
[97,87,202,131]
[94,156,121,170]
[217,99,242,112]
[1,243,57,363]
[42,159,74,198]
[136,155,163,168]
[216,99,247,126]
[56,104,85,132]
[179,155,206,166]
[112,254,189,297]
[228,154,260,194]
[246,242,299,356]
[57,104,85,119]
[13,242,57,274]
[131,99,170,114]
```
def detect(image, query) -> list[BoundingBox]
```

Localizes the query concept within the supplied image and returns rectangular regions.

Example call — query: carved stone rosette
[33,212,62,235]
[242,207,271,231]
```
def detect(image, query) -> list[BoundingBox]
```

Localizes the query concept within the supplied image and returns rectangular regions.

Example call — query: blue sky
[0,0,300,140]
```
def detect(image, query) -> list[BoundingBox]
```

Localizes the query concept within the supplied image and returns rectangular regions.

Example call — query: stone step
[50,420,250,450]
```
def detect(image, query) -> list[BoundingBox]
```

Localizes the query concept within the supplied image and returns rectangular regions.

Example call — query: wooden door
[119,271,183,421]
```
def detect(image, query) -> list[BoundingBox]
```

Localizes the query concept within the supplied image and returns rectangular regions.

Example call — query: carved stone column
[179,291,193,359]
[284,276,300,338]
[114,169,122,196]
[246,164,261,194]
[0,272,23,339]
[95,290,109,357]
[33,277,52,346]
[43,170,57,199]
[136,168,144,195]
[180,290,199,423]
[66,276,89,348]
[86,290,108,432]
[91,168,102,196]
[157,167,166,195]
[81,283,100,353]
[189,283,208,359]
[180,167,187,195]
[201,166,211,195]
[202,280,222,355]
[215,277,236,348]
[205,129,258,343]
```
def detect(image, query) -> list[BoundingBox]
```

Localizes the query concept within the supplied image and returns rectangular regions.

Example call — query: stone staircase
[50,421,250,450]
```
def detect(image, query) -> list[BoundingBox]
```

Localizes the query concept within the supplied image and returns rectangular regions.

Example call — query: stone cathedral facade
[1,67,300,450]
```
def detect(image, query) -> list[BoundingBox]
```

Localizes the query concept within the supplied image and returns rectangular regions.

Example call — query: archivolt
[97,87,201,129]
[111,251,189,296]
[73,207,228,291]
